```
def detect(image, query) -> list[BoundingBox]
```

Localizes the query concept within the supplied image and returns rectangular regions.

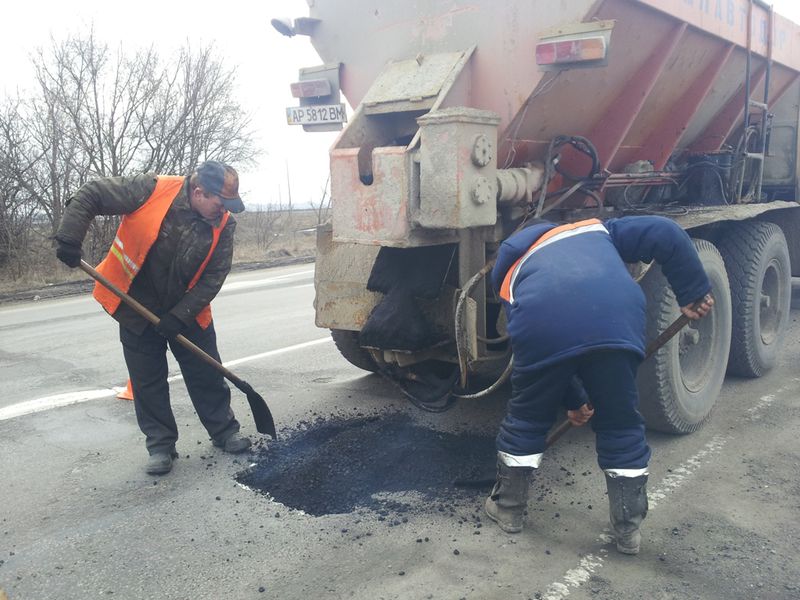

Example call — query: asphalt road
[1,264,798,600]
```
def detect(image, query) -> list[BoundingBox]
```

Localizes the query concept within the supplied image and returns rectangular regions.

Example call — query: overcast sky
[0,0,333,209]
[2,0,800,209]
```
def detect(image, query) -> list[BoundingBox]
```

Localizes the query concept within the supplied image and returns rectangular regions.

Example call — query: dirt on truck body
[276,0,800,433]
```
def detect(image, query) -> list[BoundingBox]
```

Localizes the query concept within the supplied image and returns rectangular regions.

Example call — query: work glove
[155,313,187,340]
[55,240,82,268]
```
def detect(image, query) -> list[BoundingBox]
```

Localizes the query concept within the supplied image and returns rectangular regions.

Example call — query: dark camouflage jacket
[55,174,236,334]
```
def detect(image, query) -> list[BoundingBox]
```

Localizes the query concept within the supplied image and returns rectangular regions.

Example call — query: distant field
[0,208,325,299]
[233,207,321,264]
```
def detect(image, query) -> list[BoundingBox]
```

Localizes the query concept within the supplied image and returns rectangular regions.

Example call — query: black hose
[534,135,601,217]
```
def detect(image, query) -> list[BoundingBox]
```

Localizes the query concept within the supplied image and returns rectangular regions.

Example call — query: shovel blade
[237,380,277,439]
[248,392,277,438]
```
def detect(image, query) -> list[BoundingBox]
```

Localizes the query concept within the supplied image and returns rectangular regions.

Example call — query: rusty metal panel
[315,222,462,335]
[631,43,734,169]
[361,51,467,115]
[314,224,381,330]
[416,107,500,229]
[330,146,413,245]
[639,0,800,71]
[304,0,800,173]
[307,0,599,144]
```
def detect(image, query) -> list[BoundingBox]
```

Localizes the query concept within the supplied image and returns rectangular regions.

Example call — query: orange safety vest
[93,175,230,329]
[499,218,604,303]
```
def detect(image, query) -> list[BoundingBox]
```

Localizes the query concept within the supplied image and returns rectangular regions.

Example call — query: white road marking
[540,377,797,600]
[0,269,314,316]
[216,337,330,369]
[747,394,776,417]
[542,439,726,599]
[0,389,122,420]
[647,436,727,508]
[544,554,606,600]
[541,437,727,600]
[746,378,799,419]
[0,337,331,422]
[0,295,90,315]
[219,269,313,293]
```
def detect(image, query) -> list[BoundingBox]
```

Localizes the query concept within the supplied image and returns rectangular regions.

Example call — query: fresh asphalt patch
[237,411,498,517]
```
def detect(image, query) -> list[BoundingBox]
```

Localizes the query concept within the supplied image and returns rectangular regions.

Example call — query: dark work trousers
[496,350,651,470]
[120,321,240,455]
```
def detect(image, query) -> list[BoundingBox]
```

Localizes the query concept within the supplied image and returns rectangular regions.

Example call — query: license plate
[286,104,347,126]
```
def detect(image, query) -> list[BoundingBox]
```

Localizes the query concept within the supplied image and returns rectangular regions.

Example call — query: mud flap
[359,245,455,351]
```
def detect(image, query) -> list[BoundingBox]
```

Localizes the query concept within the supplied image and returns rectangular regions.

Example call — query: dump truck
[275,0,800,433]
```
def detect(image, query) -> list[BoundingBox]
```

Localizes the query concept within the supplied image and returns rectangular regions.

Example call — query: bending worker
[55,161,252,475]
[485,216,714,554]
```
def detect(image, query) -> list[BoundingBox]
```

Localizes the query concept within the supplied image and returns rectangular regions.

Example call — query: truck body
[280,0,800,431]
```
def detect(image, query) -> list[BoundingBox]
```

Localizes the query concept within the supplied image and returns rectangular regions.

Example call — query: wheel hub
[679,314,716,393]
[759,260,781,345]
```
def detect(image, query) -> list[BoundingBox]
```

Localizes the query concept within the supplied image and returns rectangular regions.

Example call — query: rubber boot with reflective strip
[484,461,533,533]
[605,473,649,554]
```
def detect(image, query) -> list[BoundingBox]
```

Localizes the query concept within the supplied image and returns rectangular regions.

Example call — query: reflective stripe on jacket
[499,219,604,303]
[491,215,711,373]
[92,176,229,329]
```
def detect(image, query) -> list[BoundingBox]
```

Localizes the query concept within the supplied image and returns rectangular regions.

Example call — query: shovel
[80,260,276,439]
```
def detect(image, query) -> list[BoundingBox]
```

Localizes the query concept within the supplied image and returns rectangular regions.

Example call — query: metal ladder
[737,0,774,202]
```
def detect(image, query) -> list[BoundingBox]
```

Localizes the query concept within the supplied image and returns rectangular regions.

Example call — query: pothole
[237,412,496,517]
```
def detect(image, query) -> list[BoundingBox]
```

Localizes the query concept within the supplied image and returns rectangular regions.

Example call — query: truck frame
[277,0,800,433]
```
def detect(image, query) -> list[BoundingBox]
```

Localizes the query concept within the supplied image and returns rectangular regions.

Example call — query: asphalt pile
[237,412,497,516]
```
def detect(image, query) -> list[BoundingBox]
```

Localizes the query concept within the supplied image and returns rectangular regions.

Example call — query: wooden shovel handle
[545,296,711,448]
[79,260,243,385]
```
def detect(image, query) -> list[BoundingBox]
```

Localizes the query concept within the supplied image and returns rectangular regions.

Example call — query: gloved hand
[56,240,82,268]
[155,313,186,340]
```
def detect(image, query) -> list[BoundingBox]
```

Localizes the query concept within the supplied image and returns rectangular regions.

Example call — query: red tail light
[536,36,607,66]
[290,78,332,98]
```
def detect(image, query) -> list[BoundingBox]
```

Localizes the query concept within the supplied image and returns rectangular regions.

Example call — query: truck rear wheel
[636,239,732,433]
[716,221,791,377]
[330,329,378,373]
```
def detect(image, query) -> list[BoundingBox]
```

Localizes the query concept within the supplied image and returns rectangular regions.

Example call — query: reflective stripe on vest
[92,175,229,329]
[499,219,607,304]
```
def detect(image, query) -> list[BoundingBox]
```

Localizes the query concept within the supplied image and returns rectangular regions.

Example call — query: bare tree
[309,175,331,225]
[0,98,38,274]
[141,42,258,174]
[31,30,258,205]
[251,203,283,252]
[0,29,260,278]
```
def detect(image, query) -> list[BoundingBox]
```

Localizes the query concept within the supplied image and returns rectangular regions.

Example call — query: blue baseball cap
[195,161,245,213]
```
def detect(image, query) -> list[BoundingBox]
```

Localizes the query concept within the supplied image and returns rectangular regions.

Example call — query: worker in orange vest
[55,161,252,475]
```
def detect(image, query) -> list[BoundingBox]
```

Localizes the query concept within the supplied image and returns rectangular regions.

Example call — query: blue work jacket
[491,216,711,373]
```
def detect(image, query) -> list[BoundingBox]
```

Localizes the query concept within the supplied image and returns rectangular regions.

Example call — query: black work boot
[605,473,649,554]
[146,449,178,475]
[213,431,251,454]
[484,460,534,533]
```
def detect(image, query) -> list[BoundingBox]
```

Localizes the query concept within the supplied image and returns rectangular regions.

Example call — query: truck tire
[762,207,800,277]
[330,329,378,373]
[716,221,791,377]
[636,239,732,434]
